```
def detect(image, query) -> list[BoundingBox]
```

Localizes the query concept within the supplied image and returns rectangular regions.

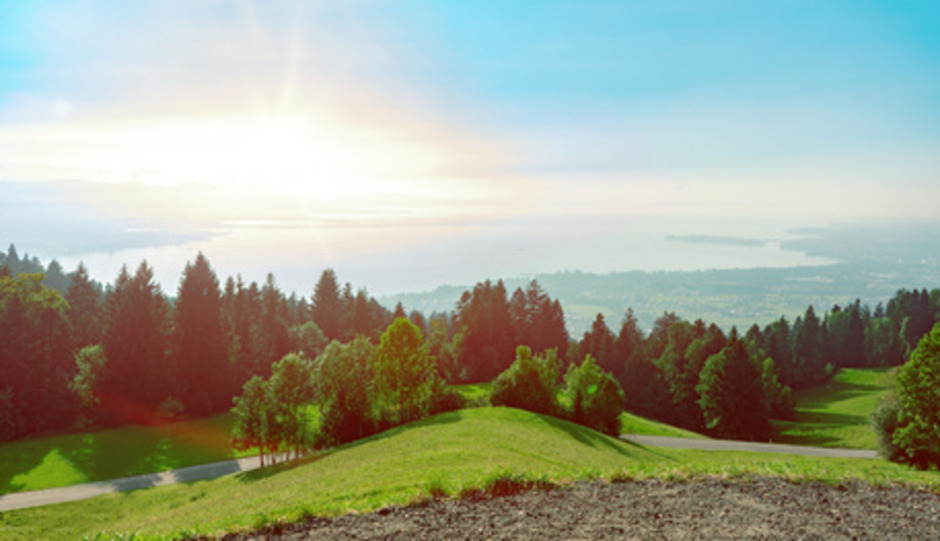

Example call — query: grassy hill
[4,406,940,540]
[619,412,707,439]
[773,368,897,449]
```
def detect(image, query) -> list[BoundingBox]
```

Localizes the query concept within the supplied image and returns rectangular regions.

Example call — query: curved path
[1,438,877,512]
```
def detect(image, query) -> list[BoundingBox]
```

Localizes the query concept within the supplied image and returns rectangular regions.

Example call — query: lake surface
[57,214,836,297]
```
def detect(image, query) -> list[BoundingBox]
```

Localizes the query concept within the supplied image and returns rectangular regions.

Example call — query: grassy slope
[0,366,892,498]
[773,368,897,449]
[619,412,707,439]
[4,407,940,540]
[454,382,708,439]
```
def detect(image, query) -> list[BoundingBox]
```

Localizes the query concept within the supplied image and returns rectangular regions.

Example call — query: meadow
[0,414,240,495]
[0,367,893,498]
[772,367,896,449]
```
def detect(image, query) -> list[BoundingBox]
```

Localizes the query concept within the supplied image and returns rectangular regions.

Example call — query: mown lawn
[772,367,897,449]
[2,406,937,541]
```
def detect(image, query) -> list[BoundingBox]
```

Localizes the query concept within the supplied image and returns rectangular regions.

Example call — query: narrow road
[1,437,878,512]
[621,434,879,459]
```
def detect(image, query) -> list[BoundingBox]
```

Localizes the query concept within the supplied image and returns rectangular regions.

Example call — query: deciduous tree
[372,318,440,427]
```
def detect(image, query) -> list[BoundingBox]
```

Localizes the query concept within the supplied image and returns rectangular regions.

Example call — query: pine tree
[258,273,291,375]
[174,253,230,416]
[65,263,104,351]
[580,313,616,370]
[454,279,515,382]
[311,269,346,342]
[696,330,772,441]
[100,261,172,422]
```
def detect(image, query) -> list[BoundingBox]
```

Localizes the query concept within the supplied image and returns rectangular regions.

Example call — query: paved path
[621,434,879,459]
[1,437,878,512]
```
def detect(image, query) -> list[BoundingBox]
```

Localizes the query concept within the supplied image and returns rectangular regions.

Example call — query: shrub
[871,391,903,462]
[491,346,560,416]
[562,355,626,436]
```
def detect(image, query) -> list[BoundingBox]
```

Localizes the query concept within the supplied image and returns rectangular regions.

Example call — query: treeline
[571,289,939,436]
[0,244,77,294]
[2,241,939,444]
[0,250,402,442]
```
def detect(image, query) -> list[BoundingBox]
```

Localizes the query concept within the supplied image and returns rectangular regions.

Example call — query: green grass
[0,406,322,496]
[0,414,245,495]
[619,412,707,439]
[773,367,897,449]
[4,406,939,541]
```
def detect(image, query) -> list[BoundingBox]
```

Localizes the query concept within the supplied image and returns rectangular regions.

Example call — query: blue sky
[1,1,939,291]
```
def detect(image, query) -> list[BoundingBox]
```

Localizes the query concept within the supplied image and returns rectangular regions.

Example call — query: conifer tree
[696,330,772,440]
[311,269,345,342]
[174,253,229,415]
[100,261,172,420]
[65,263,104,351]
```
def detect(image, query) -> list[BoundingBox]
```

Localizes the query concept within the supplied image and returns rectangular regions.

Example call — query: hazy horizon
[3,2,939,295]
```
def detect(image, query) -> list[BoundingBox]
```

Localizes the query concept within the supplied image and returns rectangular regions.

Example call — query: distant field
[773,367,897,449]
[451,382,493,404]
[4,406,938,540]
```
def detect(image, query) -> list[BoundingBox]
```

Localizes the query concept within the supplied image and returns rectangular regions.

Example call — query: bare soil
[217,477,940,540]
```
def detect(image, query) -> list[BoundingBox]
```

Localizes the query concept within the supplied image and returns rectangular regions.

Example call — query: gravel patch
[216,477,940,540]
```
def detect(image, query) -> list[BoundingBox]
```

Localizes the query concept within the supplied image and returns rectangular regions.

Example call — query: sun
[130,114,352,198]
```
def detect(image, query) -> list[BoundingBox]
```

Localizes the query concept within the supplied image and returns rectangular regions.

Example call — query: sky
[1,1,939,294]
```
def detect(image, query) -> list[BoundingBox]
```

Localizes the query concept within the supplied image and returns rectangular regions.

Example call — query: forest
[1,243,938,453]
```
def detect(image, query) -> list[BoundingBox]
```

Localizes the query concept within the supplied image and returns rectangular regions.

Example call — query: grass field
[451,382,493,405]
[0,367,893,500]
[2,406,938,540]
[0,406,323,496]
[0,414,242,495]
[773,367,897,449]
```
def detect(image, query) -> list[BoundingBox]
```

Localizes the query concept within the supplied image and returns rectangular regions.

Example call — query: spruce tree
[311,269,345,341]
[174,253,229,415]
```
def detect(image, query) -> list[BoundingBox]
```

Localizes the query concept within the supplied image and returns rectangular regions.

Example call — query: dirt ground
[217,477,940,540]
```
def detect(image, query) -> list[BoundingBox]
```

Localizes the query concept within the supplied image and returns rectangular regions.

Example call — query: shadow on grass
[0,442,46,494]
[236,453,329,483]
[0,413,239,495]
[534,412,677,461]
[792,410,868,426]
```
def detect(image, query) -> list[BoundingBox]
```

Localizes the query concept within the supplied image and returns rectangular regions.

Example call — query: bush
[491,346,560,416]
[430,380,468,415]
[871,391,903,462]
[562,355,626,436]
[878,323,940,469]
